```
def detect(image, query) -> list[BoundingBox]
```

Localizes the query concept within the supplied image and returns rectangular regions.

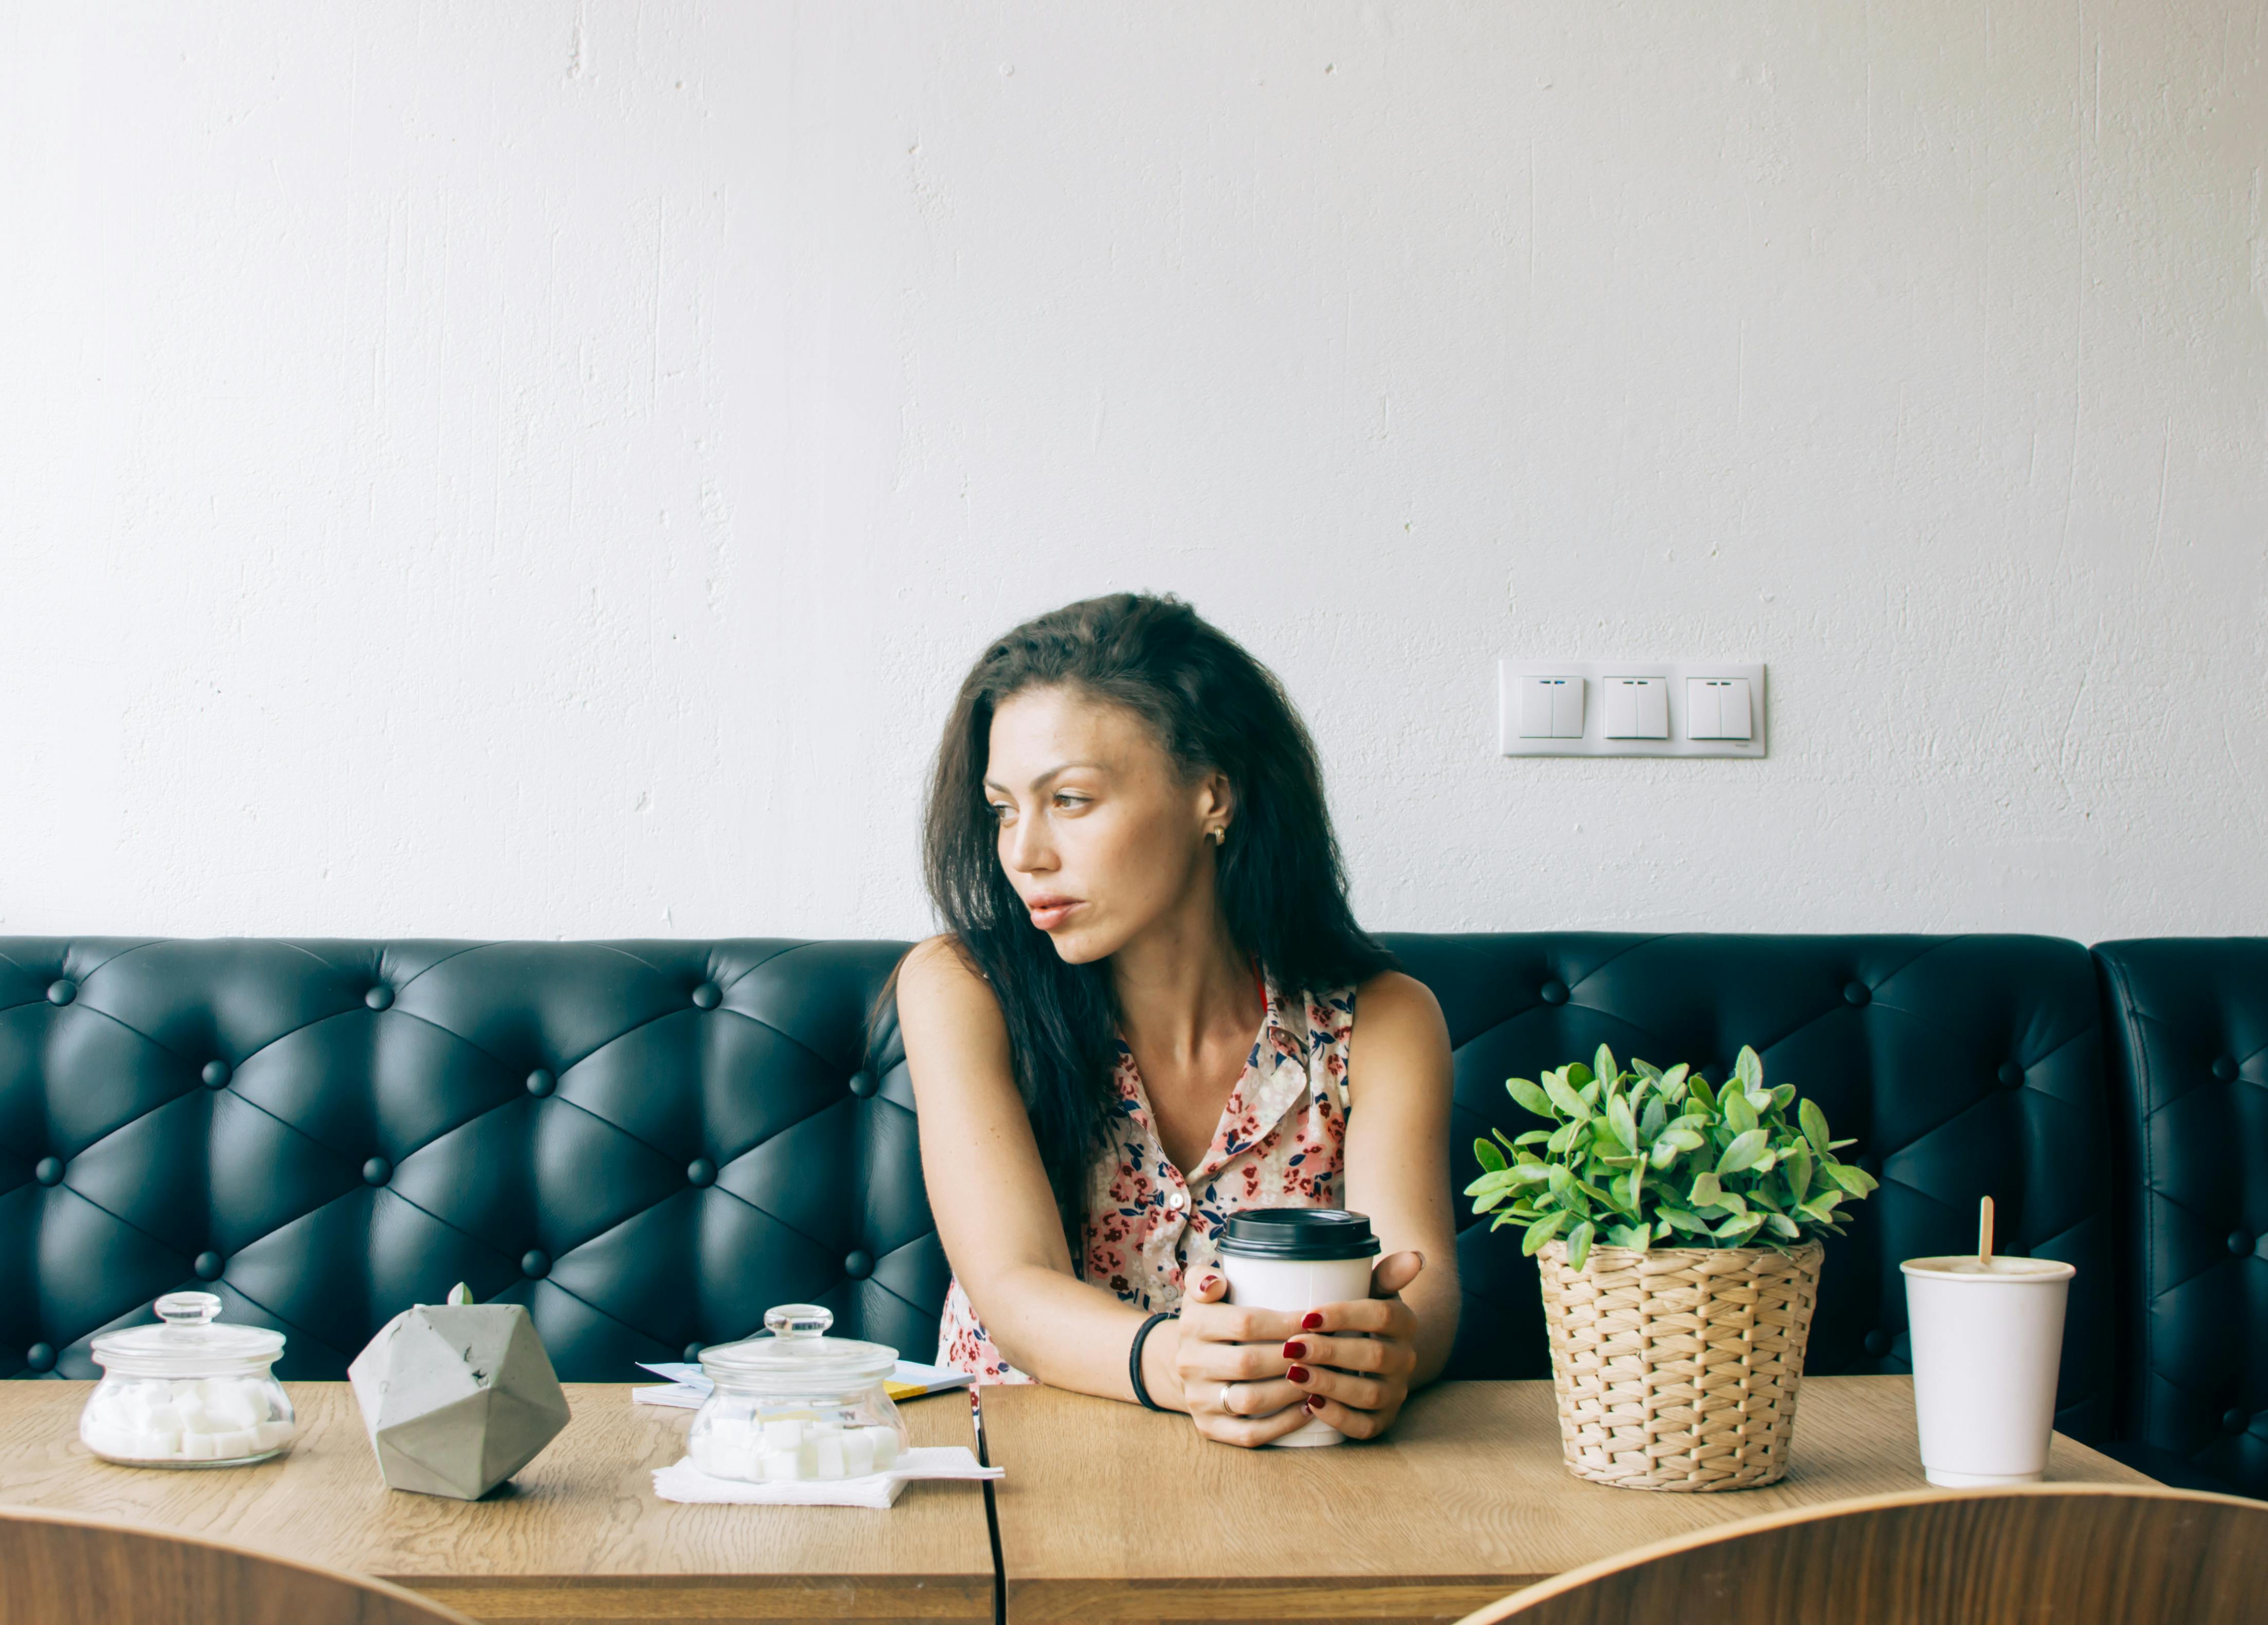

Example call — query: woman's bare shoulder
[895,934,1010,1046]
[1352,968,1447,1039]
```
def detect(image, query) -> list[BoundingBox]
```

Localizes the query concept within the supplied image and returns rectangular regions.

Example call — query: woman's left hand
[1279,1249,1426,1439]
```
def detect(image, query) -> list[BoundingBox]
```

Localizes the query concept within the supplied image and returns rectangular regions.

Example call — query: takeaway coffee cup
[1900,1253,2077,1487]
[1218,1208,1382,1448]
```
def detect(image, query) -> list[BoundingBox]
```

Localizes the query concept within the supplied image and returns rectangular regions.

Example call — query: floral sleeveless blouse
[935,974,1356,1383]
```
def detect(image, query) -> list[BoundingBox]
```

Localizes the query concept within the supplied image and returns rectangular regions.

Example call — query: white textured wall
[5,2,2264,944]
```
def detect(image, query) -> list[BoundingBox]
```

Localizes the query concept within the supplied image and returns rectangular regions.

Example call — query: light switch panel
[1517,676,1584,738]
[1499,660,1766,758]
[1603,677,1668,738]
[1686,677,1752,740]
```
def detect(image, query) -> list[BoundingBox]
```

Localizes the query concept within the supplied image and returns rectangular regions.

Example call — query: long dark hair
[873,592,1394,1237]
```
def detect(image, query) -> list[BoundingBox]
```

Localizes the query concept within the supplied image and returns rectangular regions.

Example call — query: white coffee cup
[1900,1253,2077,1487]
[1217,1208,1382,1448]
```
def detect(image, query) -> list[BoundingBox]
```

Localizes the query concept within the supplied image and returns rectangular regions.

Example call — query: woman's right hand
[1165,1270,1318,1448]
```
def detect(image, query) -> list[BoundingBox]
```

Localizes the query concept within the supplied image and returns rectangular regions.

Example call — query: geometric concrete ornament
[348,1284,572,1500]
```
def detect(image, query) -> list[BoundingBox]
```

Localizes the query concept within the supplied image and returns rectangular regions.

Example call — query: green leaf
[1785,1143,1814,1207]
[1546,1121,1581,1154]
[1508,1163,1554,1185]
[1507,1078,1556,1118]
[1470,1189,1508,1214]
[1687,1074,1718,1112]
[1659,1128,1706,1153]
[1594,1044,1618,1087]
[1770,1084,1797,1112]
[1462,1169,1517,1197]
[1796,1190,1844,1223]
[1827,1161,1879,1197]
[1513,1129,1553,1146]
[1658,1206,1710,1235]
[1564,1062,1594,1088]
[1606,1094,1640,1153]
[1767,1213,1802,1239]
[1632,1057,1664,1084]
[1689,1170,1724,1208]
[1735,1045,1763,1093]
[1716,1128,1769,1176]
[1622,1161,1646,1212]
[1544,1073,1590,1120]
[1649,1138,1681,1170]
[1799,1097,1833,1159]
[1473,1138,1507,1174]
[1565,1219,1595,1271]
[1640,1094,1668,1142]
[1521,1211,1571,1255]
[1606,1222,1651,1250]
[1723,1088,1759,1135]
[1713,1211,1767,1243]
[1659,1062,1690,1102]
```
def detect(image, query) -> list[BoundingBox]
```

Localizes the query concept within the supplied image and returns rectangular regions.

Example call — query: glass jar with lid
[79,1291,295,1468]
[687,1303,908,1483]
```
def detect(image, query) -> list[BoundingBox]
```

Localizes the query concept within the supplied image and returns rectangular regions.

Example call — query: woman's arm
[899,936,1314,1443]
[1272,969,1463,1435]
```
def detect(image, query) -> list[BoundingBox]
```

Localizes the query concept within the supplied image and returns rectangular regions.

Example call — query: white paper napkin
[651,1446,1003,1509]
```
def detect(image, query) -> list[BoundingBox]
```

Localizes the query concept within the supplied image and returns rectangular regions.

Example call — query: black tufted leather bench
[2095,939,2268,1497]
[3,931,2252,1490]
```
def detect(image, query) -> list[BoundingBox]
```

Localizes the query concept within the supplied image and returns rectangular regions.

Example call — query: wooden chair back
[0,1504,476,1625]
[1456,1484,2268,1625]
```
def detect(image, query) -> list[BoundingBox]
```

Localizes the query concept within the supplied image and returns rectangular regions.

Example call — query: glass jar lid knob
[764,1303,833,1340]
[156,1291,223,1327]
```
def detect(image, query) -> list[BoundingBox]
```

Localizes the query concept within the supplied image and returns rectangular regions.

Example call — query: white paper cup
[1217,1209,1381,1448]
[1900,1253,2076,1487]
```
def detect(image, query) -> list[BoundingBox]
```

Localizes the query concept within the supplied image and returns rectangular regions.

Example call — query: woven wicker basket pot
[1535,1238,1825,1492]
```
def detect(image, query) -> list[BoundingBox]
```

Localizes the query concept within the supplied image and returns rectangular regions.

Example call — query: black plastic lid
[1218,1208,1381,1261]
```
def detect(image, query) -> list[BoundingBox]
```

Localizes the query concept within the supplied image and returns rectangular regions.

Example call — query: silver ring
[1222,1380,1243,1415]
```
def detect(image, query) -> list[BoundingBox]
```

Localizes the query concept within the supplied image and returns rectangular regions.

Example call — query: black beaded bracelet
[1128,1309,1176,1412]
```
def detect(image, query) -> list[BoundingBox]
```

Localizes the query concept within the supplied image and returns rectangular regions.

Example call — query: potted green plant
[1466,1043,1877,1491]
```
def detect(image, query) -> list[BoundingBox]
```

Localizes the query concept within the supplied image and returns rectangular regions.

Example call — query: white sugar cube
[209,1428,260,1459]
[842,1430,876,1477]
[253,1419,294,1452]
[862,1425,901,1470]
[761,1417,803,1452]
[178,1431,222,1460]
[759,1449,800,1482]
[812,1432,845,1479]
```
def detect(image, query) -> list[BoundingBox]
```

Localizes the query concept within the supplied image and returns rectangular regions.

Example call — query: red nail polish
[1287,1364,1310,1383]
[1303,1394,1322,1412]
[1301,1311,1324,1330]
[1282,1341,1306,1359]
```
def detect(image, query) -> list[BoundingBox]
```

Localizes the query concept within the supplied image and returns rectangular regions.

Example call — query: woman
[887,592,1460,1448]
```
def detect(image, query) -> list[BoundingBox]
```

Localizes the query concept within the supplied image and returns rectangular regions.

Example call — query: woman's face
[984,684,1228,964]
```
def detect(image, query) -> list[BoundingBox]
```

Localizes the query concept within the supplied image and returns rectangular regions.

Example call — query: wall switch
[1517,676,1585,738]
[1500,660,1766,758]
[1602,677,1668,738]
[1686,677,1753,740]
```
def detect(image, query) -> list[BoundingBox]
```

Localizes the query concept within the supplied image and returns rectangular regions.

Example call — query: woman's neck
[1107,884,1258,1070]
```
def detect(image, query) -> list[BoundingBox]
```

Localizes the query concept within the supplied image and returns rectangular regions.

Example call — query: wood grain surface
[0,1503,479,1624]
[1455,1483,2268,1625]
[0,1383,994,1624]
[979,1377,2155,1624]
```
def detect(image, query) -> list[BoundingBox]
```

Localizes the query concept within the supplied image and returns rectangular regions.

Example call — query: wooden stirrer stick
[1978,1195,1995,1266]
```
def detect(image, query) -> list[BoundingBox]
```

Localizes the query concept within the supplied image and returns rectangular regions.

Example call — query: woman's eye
[987,803,1013,822]
[1053,793,1089,810]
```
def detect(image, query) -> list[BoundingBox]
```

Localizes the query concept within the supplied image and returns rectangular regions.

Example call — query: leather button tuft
[1843,981,1871,1007]
[521,1249,551,1279]
[34,1157,62,1187]
[1863,1329,1892,1357]
[364,985,393,1012]
[2213,1057,2239,1082]
[686,1158,716,1188]
[1997,1061,2025,1089]
[45,980,75,1007]
[193,1251,224,1280]
[2223,1407,2251,1435]
[362,1155,392,1187]
[1539,981,1569,1006]
[525,1069,555,1097]
[26,1343,55,1374]
[2230,1232,2255,1258]
[843,1250,874,1280]
[683,1342,704,1363]
[201,1060,231,1089]
[848,1071,878,1099]
[691,983,721,1010]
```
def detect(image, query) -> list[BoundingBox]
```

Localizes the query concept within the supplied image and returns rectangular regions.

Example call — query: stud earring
[1209,826,1227,846]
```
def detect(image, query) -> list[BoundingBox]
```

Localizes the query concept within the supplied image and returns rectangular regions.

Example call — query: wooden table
[0,1382,995,1623]
[978,1377,2155,1624]
[0,1379,2151,1625]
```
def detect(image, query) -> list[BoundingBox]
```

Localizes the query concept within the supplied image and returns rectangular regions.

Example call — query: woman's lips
[1027,899,1083,931]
